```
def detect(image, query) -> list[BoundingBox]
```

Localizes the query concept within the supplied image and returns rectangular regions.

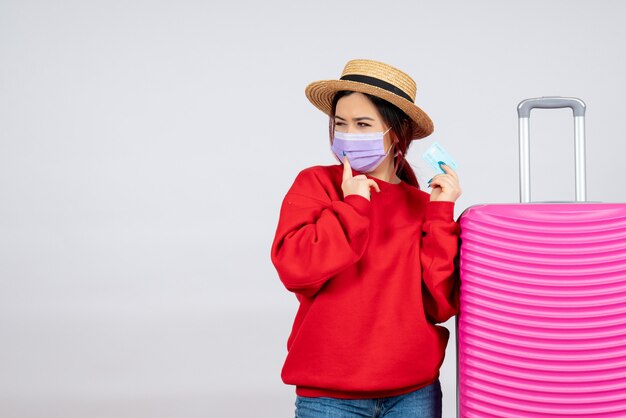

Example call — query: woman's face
[334,92,392,148]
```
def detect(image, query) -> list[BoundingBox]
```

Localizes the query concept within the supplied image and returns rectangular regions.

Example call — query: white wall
[1,0,625,417]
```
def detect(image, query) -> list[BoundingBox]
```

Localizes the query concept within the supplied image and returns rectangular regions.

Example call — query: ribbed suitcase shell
[457,202,626,417]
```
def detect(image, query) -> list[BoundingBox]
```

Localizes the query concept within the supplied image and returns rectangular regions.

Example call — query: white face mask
[331,127,392,172]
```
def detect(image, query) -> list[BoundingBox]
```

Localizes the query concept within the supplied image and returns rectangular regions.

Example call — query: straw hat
[305,59,434,139]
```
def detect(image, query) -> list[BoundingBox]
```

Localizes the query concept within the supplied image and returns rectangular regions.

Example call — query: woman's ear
[402,119,412,136]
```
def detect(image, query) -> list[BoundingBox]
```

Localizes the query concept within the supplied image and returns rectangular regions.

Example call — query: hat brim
[305,79,434,139]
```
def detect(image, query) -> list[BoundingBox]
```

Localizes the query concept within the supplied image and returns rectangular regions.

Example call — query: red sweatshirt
[271,164,460,399]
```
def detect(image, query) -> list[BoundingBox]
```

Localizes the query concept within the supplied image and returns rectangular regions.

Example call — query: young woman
[271,59,462,417]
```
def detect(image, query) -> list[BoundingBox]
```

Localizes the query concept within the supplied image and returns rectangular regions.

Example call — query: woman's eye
[335,121,345,126]
[358,123,371,127]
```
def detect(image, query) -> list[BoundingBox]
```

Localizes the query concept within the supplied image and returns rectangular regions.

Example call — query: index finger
[440,163,459,180]
[342,156,353,181]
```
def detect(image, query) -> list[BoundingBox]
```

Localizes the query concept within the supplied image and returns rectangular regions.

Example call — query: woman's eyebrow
[334,115,375,121]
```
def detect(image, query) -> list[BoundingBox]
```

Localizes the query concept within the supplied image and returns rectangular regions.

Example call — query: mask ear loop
[392,120,414,180]
[328,117,336,147]
[383,126,396,166]
[386,128,402,177]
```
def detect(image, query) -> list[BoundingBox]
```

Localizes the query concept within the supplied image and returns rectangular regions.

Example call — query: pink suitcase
[457,97,626,417]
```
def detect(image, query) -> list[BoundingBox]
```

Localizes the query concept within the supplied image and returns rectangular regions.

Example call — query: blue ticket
[422,142,458,174]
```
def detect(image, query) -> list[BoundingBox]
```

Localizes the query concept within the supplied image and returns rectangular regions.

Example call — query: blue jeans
[295,380,442,418]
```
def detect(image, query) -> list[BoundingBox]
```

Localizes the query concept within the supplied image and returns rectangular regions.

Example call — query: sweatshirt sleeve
[420,200,461,323]
[271,168,371,298]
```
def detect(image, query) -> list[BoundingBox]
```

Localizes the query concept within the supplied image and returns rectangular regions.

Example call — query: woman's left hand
[429,163,462,202]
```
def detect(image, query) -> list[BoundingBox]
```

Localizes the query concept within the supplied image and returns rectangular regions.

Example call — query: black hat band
[340,74,413,103]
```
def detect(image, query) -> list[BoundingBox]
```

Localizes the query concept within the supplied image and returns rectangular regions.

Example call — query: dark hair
[330,91,420,188]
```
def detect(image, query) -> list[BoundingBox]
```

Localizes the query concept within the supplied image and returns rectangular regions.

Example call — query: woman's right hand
[342,156,380,201]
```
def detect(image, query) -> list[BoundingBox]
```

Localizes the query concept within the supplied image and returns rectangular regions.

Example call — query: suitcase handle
[517,97,587,203]
[518,97,586,118]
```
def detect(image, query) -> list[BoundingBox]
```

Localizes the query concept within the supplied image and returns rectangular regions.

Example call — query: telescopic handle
[516,97,587,203]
